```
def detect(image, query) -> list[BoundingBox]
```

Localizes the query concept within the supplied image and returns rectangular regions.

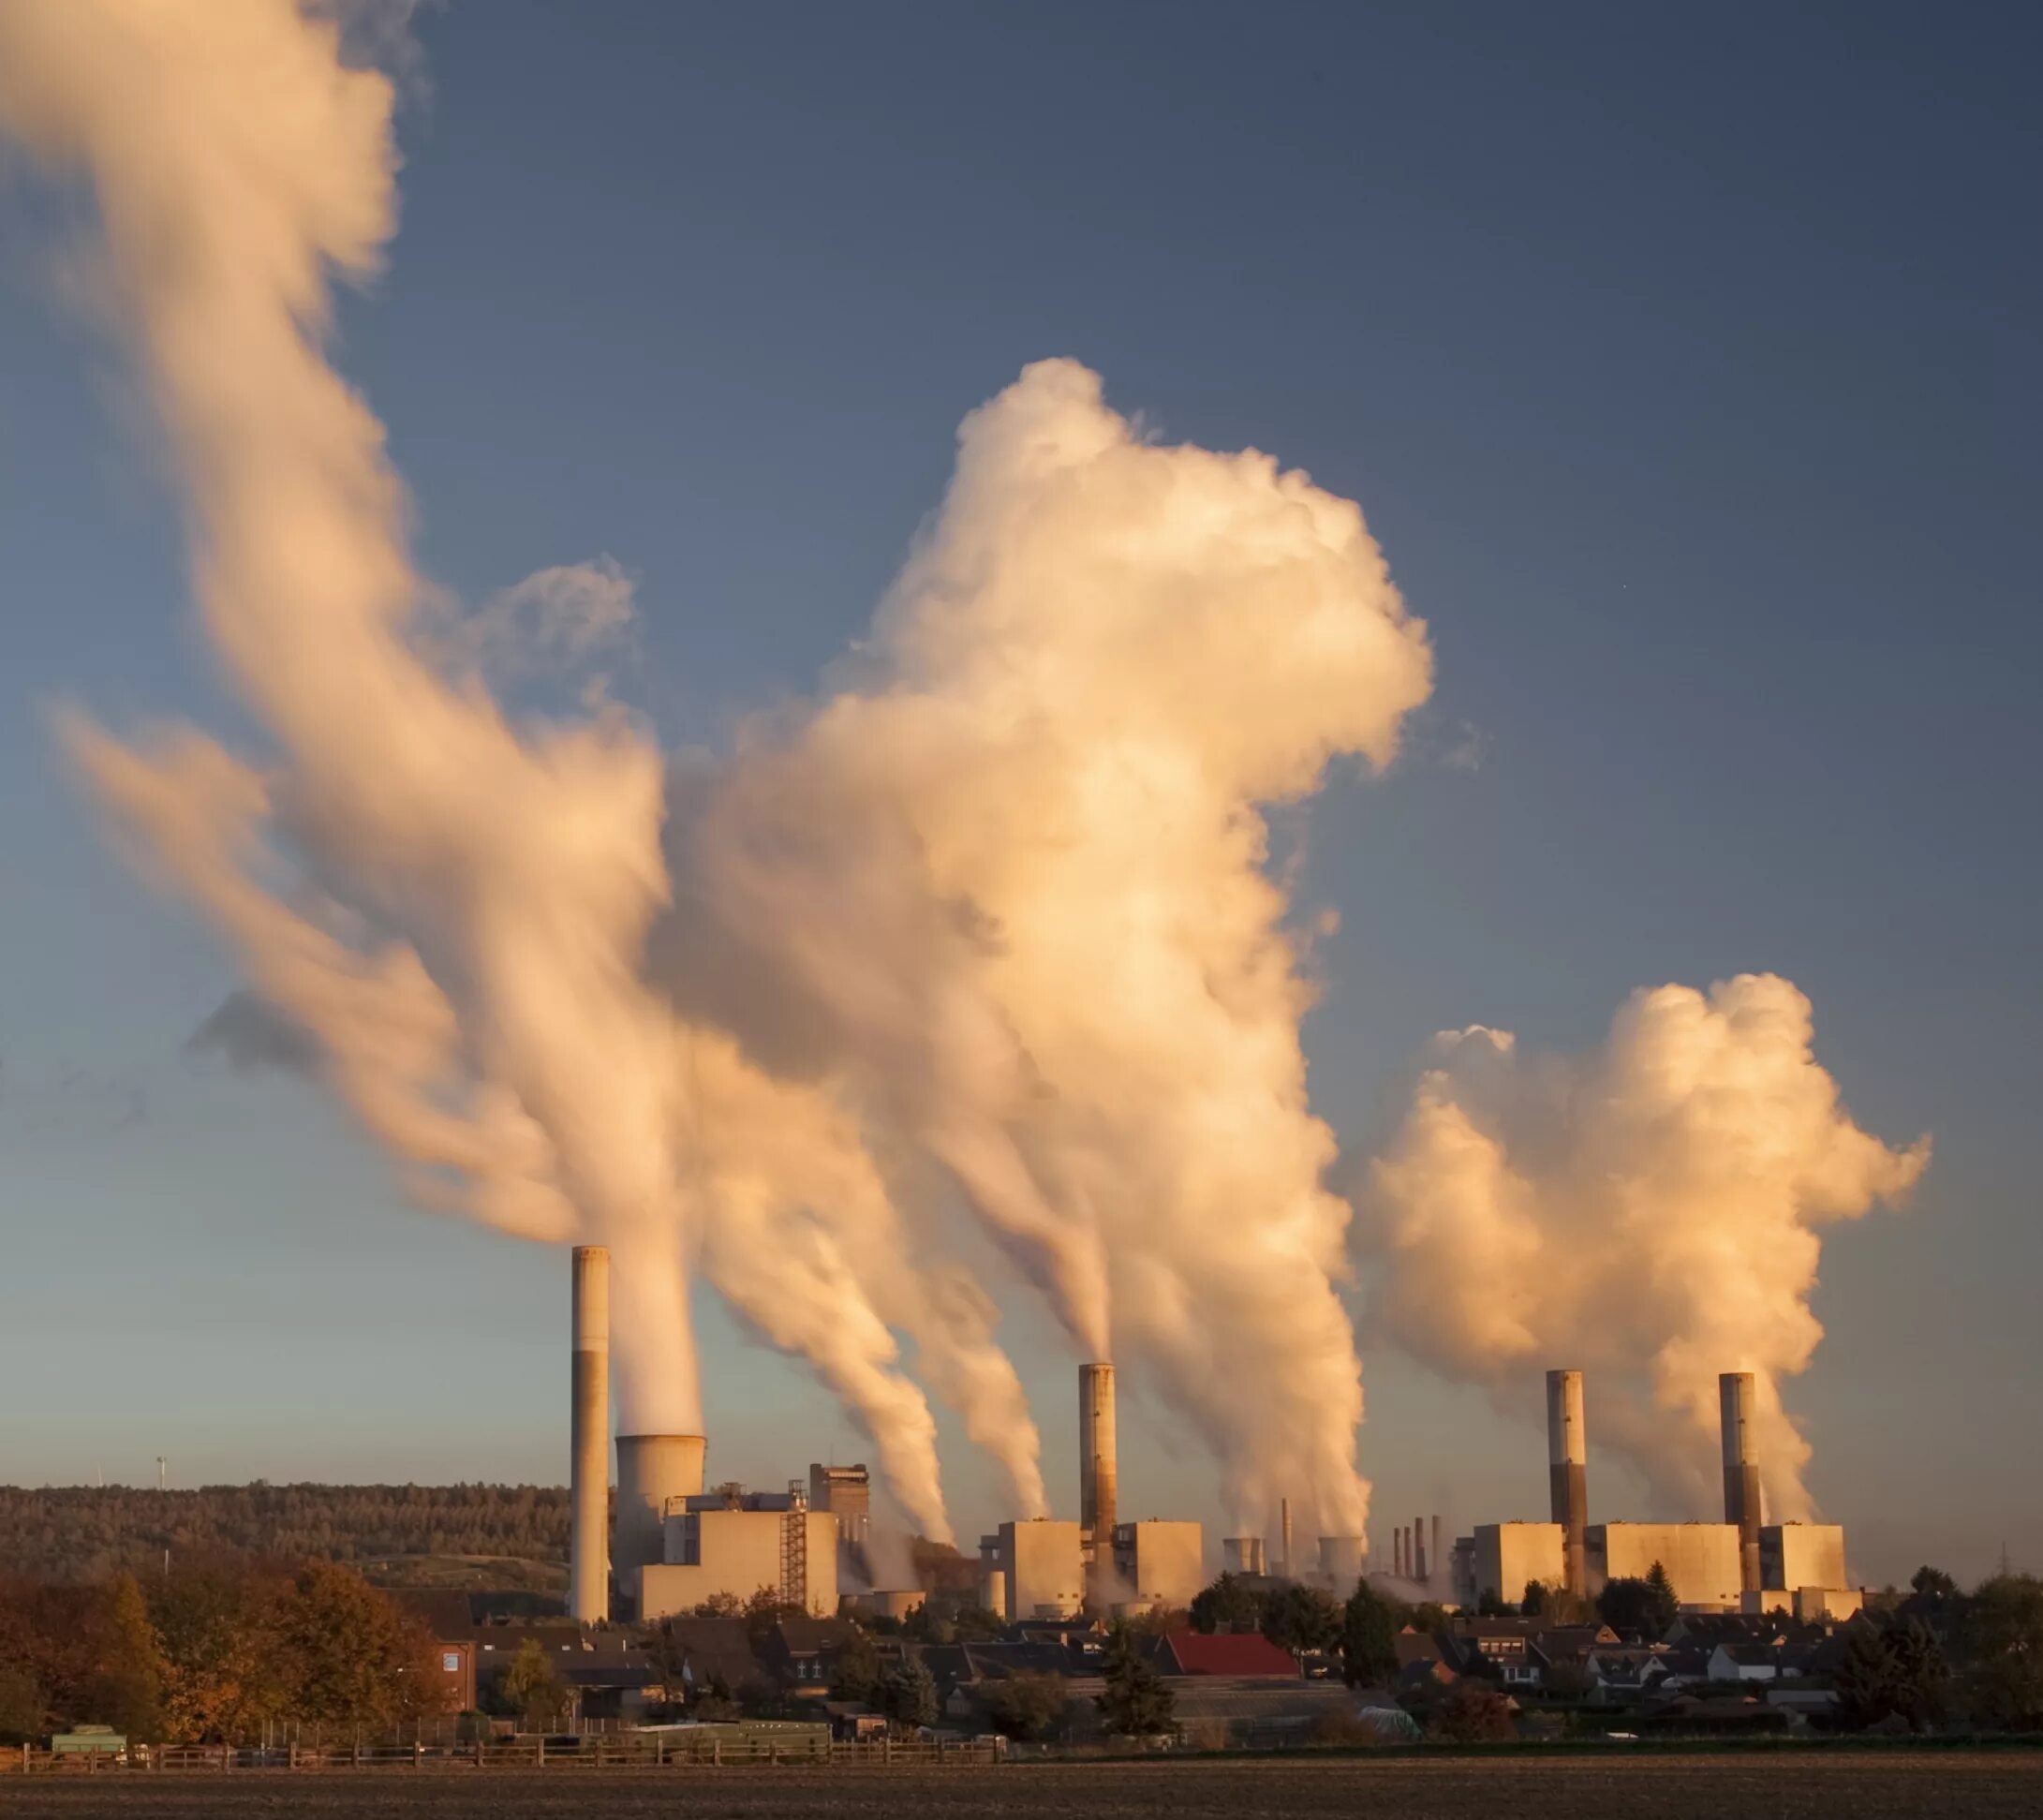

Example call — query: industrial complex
[566,1249,1862,1626]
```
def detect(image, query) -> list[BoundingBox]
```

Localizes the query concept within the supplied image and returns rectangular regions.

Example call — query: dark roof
[662,1617,767,1691]
[1158,1632,1300,1678]
[774,1615,855,1655]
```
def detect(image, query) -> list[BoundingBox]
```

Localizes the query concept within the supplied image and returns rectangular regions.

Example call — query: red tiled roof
[1160,1632,1299,1678]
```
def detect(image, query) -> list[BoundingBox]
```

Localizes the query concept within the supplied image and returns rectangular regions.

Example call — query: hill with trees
[0,1485,568,1587]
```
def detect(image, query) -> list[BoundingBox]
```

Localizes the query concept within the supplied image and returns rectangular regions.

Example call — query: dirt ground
[1,1754,2037,1820]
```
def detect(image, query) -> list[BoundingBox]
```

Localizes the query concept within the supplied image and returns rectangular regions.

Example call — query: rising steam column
[1079,1363,1118,1604]
[570,1246,610,1626]
[1720,1371,1763,1594]
[1546,1368,1588,1597]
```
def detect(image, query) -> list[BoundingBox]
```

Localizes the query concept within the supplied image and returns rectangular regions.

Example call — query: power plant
[1447,1364,1862,1619]
[564,1249,1864,1626]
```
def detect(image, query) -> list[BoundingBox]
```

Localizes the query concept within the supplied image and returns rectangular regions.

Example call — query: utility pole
[156,1456,167,1492]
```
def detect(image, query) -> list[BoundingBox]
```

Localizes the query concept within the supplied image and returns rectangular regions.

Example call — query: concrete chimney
[1280,1499,1294,1579]
[1547,1368,1588,1596]
[1431,1515,1443,1591]
[1394,1527,1407,1578]
[570,1246,609,1626]
[1414,1513,1428,1584]
[614,1432,705,1612]
[1078,1362,1118,1580]
[1720,1371,1763,1594]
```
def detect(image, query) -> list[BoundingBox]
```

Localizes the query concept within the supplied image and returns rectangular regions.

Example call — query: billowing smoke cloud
[1362,974,1931,1517]
[659,359,1433,1533]
[2,0,1438,1544]
[0,0,972,1541]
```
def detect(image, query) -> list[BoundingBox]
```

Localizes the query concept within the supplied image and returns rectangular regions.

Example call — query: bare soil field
[1,1755,2037,1820]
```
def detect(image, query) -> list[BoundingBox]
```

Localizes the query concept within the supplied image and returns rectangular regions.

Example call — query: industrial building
[1589,1522,1743,1609]
[641,1483,840,1621]
[1112,1519,1204,1610]
[808,1463,871,1546]
[980,1518,1084,1621]
[1473,1522,1565,1606]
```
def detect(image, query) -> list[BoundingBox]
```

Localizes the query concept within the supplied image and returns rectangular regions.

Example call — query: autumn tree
[1429,1679,1515,1741]
[147,1560,289,1743]
[271,1562,447,1731]
[880,1656,939,1729]
[496,1637,569,1729]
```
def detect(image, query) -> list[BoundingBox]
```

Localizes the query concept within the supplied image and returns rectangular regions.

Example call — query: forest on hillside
[0,1484,569,1584]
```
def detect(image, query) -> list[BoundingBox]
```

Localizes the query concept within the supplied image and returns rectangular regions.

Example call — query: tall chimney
[1720,1371,1763,1593]
[1280,1499,1294,1579]
[614,1432,706,1613]
[1547,1369,1588,1596]
[1414,1512,1427,1584]
[1395,1527,1407,1578]
[570,1246,609,1625]
[1431,1515,1442,1591]
[1078,1363,1118,1583]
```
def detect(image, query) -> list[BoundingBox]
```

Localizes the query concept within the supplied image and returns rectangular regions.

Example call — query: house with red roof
[1154,1632,1302,1678]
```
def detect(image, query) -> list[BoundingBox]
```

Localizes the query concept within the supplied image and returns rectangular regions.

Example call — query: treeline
[0,1485,568,1584]
[0,1561,447,1745]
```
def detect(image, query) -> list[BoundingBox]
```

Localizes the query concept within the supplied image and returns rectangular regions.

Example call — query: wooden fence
[10,1736,1002,1774]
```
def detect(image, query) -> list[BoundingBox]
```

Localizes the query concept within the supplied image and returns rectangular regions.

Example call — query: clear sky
[0,0,2036,1587]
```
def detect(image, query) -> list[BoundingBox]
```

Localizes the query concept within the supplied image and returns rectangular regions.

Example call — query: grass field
[4,1755,2038,1819]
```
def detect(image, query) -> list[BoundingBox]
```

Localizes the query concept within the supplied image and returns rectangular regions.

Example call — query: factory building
[640,1483,840,1621]
[1753,1520,1851,1612]
[808,1463,871,1546]
[1112,1519,1204,1610]
[1473,1522,1565,1606]
[1589,1522,1743,1610]
[980,1519,1084,1621]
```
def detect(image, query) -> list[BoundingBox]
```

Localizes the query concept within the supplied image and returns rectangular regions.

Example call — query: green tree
[880,1656,939,1730]
[1962,1574,2043,1730]
[1910,1565,1959,1599]
[983,1669,1068,1740]
[1095,1623,1173,1737]
[1338,1579,1399,1687]
[1834,1622,1902,1729]
[1261,1583,1341,1656]
[1596,1568,1676,1637]
[1189,1572,1264,1635]
[496,1637,569,1729]
[1520,1579,1548,1617]
[1889,1620,1949,1730]
[947,1604,1007,1642]
[1429,1679,1515,1741]
[828,1629,882,1704]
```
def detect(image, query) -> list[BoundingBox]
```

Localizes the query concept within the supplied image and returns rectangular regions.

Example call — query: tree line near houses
[0,1560,449,1746]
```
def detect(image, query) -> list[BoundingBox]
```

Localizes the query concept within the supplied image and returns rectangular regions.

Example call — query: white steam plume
[0,0,974,1539]
[660,359,1434,1533]
[1362,973,1931,1517]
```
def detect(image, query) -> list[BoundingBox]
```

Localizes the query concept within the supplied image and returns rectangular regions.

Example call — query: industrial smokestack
[1319,1534,1365,1590]
[1413,1513,1426,1583]
[614,1432,706,1612]
[1720,1371,1763,1593]
[1078,1363,1117,1542]
[570,1246,610,1625]
[1281,1498,1294,1579]
[1547,1369,1588,1596]
[1079,1362,1117,1584]
[1394,1528,1406,1578]
[1431,1515,1442,1591]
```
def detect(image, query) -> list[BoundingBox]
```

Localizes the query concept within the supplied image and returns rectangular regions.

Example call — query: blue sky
[1,0,2036,1585]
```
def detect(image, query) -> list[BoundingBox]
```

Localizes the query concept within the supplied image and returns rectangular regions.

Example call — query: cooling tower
[1720,1371,1763,1593]
[1547,1369,1588,1596]
[1078,1363,1118,1559]
[614,1431,706,1609]
[1319,1534,1365,1588]
[570,1246,609,1626]
[1223,1534,1259,1575]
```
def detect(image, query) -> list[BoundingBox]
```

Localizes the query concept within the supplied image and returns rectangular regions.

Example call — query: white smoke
[659,358,1433,1534]
[1362,974,1931,1517]
[0,0,970,1542]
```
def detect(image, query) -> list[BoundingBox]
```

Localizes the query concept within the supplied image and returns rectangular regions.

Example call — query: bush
[1428,1680,1515,1742]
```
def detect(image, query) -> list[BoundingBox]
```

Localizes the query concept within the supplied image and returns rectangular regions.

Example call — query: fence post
[536,1735,544,1768]
[415,1739,423,1772]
